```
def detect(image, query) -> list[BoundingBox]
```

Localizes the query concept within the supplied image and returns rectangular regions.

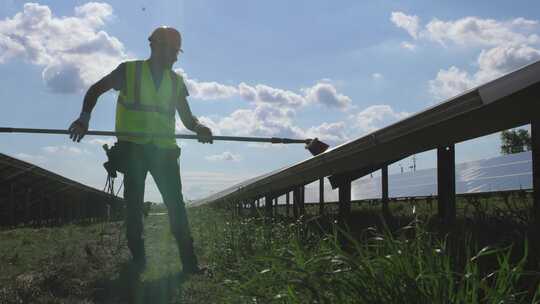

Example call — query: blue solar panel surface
[196,151,532,205]
[346,151,532,200]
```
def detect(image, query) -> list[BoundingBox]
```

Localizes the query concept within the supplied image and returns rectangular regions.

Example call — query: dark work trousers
[120,141,198,269]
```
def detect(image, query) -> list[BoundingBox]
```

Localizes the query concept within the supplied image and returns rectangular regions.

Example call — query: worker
[67,26,212,275]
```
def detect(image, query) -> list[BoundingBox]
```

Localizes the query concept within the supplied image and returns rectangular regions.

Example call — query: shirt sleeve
[102,62,126,91]
[179,75,190,98]
[176,75,200,131]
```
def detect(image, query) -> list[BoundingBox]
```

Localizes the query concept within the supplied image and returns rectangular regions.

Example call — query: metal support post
[338,180,352,223]
[293,188,300,219]
[82,199,87,224]
[39,195,44,226]
[286,192,290,217]
[437,145,456,224]
[10,183,15,227]
[532,120,540,235]
[25,188,31,225]
[238,201,243,216]
[250,199,256,217]
[57,200,62,225]
[299,186,306,216]
[68,200,73,223]
[382,165,391,220]
[42,197,49,225]
[319,177,325,215]
[75,197,81,223]
[265,195,273,217]
[62,199,67,224]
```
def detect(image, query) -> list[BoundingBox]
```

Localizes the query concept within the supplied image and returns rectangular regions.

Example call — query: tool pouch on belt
[102,142,128,178]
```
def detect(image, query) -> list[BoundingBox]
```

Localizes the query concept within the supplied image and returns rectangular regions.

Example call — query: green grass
[0,221,129,303]
[190,204,540,303]
[1,195,539,303]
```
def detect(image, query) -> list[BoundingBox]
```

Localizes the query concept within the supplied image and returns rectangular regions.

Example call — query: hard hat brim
[148,37,183,52]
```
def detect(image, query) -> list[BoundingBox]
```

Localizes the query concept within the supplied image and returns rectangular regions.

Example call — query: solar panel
[0,152,124,227]
[345,151,531,200]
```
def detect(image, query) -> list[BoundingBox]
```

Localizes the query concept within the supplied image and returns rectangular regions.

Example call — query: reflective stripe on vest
[115,60,180,148]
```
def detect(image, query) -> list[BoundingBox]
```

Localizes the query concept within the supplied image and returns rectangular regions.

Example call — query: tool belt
[102,142,128,178]
[102,141,181,178]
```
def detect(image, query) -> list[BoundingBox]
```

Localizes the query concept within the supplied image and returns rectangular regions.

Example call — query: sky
[0,0,538,202]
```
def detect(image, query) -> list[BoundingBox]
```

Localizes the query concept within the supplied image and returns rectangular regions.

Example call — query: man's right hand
[68,112,91,142]
[195,124,213,144]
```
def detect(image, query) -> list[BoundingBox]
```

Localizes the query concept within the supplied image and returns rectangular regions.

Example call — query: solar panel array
[0,153,124,228]
[194,60,540,208]
[298,151,532,202]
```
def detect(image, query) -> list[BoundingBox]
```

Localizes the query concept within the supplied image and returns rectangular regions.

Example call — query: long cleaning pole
[0,127,309,144]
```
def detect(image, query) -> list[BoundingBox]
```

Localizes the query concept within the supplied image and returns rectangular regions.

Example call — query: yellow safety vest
[115,60,184,149]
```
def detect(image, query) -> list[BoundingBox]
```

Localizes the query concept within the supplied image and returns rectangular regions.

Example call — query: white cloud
[239,82,306,107]
[74,2,113,27]
[353,105,410,135]
[305,122,349,146]
[187,80,238,100]
[302,82,351,109]
[175,68,238,100]
[15,153,47,163]
[240,81,351,109]
[392,13,539,47]
[176,67,309,107]
[192,102,347,147]
[171,78,354,149]
[205,151,241,162]
[400,41,417,51]
[424,17,539,47]
[429,66,473,100]
[391,12,420,39]
[42,145,90,155]
[175,119,190,133]
[175,68,352,110]
[390,12,540,100]
[430,43,540,100]
[200,103,303,139]
[475,43,540,82]
[0,2,127,93]
[372,73,383,80]
[85,137,115,146]
[196,103,406,150]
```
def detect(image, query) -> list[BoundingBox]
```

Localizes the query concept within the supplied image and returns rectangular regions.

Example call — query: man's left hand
[196,125,213,144]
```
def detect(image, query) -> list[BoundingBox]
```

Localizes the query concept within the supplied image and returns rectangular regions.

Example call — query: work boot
[178,237,203,275]
[180,250,201,275]
[127,238,146,272]
[130,255,147,273]
[182,263,208,276]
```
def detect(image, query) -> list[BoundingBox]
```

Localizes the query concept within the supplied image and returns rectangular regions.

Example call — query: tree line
[501,129,531,154]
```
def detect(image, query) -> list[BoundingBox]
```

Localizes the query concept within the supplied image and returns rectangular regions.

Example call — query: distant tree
[517,129,531,151]
[500,129,531,154]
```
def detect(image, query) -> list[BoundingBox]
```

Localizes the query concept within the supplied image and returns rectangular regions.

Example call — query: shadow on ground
[93,262,189,304]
